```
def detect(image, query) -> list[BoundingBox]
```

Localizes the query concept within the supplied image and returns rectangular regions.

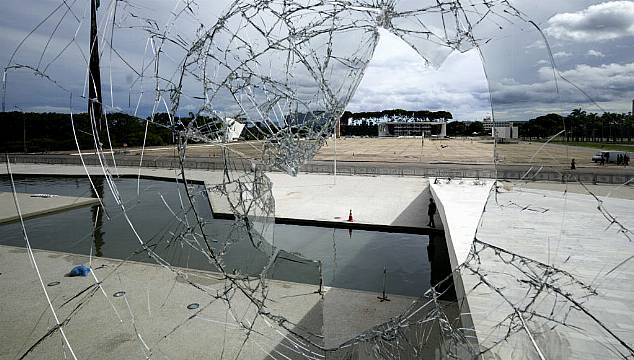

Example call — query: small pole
[333,130,337,185]
[378,265,390,302]
[88,0,103,127]
[315,260,324,296]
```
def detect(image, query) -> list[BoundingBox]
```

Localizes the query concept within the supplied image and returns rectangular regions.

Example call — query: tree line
[0,112,175,153]
[341,109,453,124]
[446,121,484,136]
[340,109,454,137]
[518,109,634,142]
[340,109,634,140]
[3,108,631,153]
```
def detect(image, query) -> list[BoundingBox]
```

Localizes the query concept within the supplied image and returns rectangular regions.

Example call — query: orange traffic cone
[348,209,353,222]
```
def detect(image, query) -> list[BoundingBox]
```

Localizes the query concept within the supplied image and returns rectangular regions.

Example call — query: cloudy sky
[349,0,634,121]
[346,28,490,121]
[1,0,633,122]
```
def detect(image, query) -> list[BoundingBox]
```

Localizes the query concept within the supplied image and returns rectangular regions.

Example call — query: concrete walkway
[474,187,634,359]
[269,173,432,229]
[0,245,422,360]
[0,192,98,224]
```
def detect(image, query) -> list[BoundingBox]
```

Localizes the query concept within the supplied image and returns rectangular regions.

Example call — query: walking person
[427,197,437,228]
[570,158,576,170]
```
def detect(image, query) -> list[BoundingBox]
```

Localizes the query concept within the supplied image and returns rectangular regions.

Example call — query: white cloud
[554,62,634,91]
[347,28,490,121]
[586,49,605,57]
[553,51,572,58]
[545,1,634,41]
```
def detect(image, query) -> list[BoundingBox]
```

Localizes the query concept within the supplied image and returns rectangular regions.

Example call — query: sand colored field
[315,137,492,164]
[314,137,599,166]
[124,141,265,160]
[123,137,606,167]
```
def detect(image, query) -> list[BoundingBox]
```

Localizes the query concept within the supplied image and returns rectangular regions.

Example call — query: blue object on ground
[68,265,91,277]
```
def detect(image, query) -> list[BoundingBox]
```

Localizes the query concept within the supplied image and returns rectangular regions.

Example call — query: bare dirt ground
[122,137,607,167]
[124,141,265,160]
[314,137,599,167]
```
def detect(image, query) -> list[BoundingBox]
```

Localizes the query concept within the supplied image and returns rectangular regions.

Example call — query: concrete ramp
[429,178,493,268]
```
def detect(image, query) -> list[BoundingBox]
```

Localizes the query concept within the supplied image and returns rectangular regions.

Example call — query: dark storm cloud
[489,61,634,121]
[1,0,632,122]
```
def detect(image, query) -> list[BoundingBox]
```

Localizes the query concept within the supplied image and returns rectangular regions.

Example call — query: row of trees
[446,121,485,136]
[4,108,631,152]
[341,109,453,125]
[340,120,378,137]
[340,109,454,136]
[0,111,247,153]
[0,112,174,153]
[340,120,484,137]
[519,110,634,142]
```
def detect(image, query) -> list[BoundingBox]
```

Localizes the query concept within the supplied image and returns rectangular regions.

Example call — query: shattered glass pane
[1,0,633,359]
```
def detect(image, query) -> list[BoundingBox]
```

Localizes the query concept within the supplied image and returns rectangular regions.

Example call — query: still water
[0,175,436,297]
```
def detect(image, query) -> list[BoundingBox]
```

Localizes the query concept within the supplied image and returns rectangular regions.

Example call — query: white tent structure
[225,118,245,142]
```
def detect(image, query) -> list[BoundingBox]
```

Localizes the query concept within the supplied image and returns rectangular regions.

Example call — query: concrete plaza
[1,163,633,358]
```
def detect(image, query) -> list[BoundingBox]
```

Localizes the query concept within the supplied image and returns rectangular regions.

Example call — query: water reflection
[427,233,457,301]
[0,175,438,297]
[90,176,105,257]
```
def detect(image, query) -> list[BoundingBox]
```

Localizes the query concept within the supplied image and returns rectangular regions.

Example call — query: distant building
[376,115,447,137]
[492,125,519,142]
[378,122,432,137]
[483,115,514,132]
[483,115,517,142]
[483,116,493,131]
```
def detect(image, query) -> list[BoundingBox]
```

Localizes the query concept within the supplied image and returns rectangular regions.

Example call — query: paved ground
[431,179,634,359]
[510,181,634,200]
[0,192,97,224]
[0,245,425,360]
[258,173,436,230]
[2,164,634,358]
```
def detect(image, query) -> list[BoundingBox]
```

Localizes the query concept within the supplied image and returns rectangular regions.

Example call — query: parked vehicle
[592,150,630,163]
